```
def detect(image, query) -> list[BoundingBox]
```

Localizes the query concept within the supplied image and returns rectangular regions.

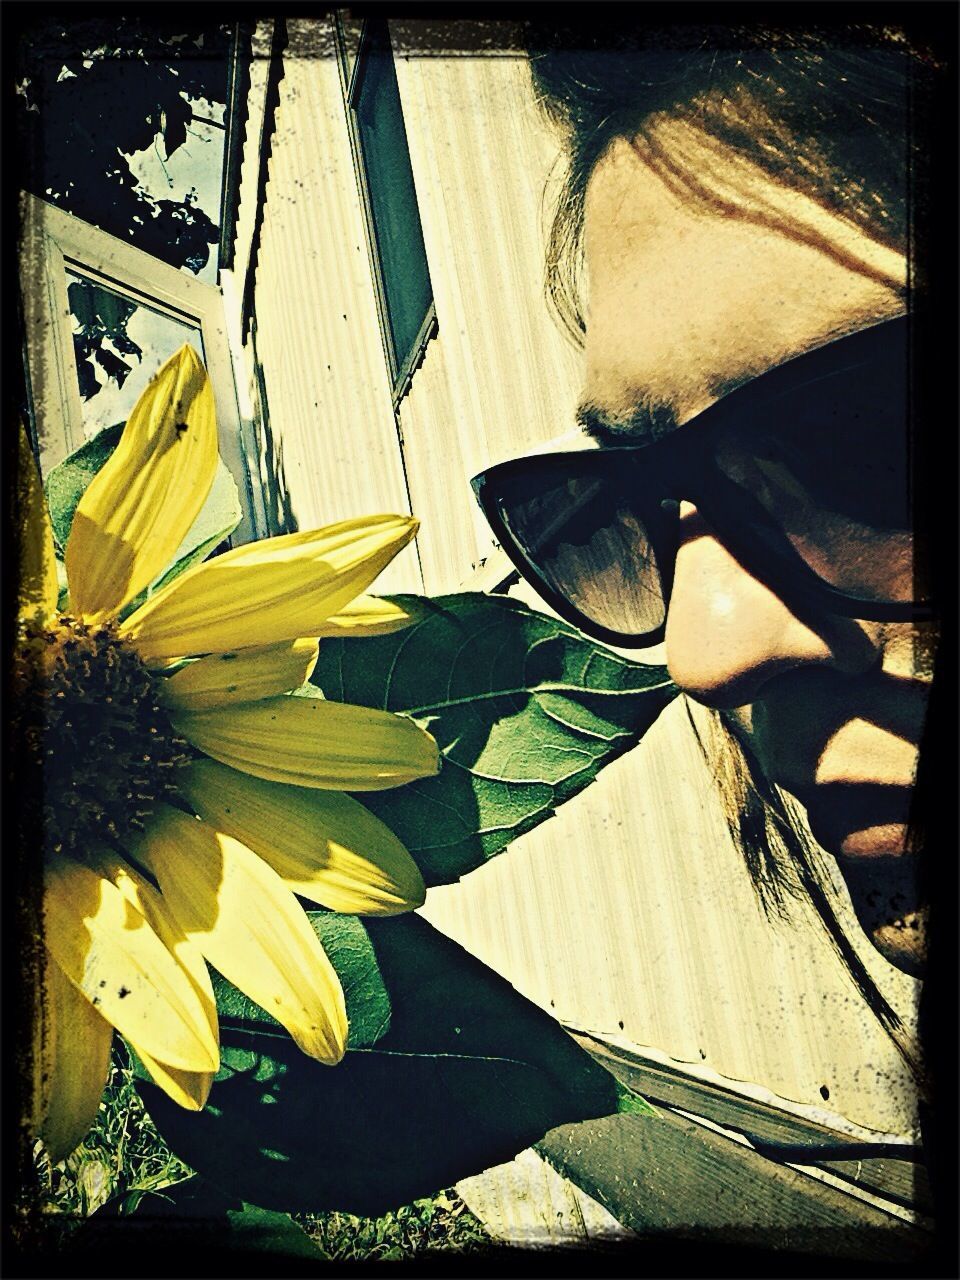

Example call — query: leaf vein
[401,678,671,718]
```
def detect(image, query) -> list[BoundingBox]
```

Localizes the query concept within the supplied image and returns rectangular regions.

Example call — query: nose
[664,505,877,709]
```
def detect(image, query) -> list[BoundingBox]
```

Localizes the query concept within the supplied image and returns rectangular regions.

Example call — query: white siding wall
[231,19,919,1138]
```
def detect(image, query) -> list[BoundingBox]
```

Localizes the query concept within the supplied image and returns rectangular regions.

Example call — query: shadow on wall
[250,339,298,536]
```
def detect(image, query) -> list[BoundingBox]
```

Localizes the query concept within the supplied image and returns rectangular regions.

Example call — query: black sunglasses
[471,318,932,648]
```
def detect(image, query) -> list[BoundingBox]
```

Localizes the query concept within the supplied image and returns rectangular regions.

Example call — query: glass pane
[503,473,667,636]
[67,272,205,438]
[354,24,433,377]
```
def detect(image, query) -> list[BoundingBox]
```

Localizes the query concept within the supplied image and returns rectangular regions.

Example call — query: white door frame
[19,193,266,542]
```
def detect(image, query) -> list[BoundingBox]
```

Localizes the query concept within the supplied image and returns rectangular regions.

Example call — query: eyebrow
[576,399,680,448]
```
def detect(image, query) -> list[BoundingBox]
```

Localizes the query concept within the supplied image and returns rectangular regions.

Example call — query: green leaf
[43,423,242,602]
[137,914,627,1217]
[45,422,125,553]
[615,1080,659,1118]
[55,556,69,612]
[79,1175,323,1264]
[312,593,676,885]
[223,1203,324,1261]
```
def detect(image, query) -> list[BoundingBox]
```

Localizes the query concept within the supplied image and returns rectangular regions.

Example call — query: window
[19,194,265,542]
[336,15,436,400]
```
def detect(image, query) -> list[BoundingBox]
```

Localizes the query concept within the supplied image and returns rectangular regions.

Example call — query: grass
[298,1192,490,1262]
[27,1050,491,1263]
[26,1051,191,1254]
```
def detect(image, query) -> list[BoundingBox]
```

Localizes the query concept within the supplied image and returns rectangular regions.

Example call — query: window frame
[217,21,256,274]
[19,193,266,543]
[334,14,437,405]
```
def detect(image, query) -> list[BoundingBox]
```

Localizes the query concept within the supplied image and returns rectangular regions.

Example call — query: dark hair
[527,22,933,342]
[526,20,935,1082]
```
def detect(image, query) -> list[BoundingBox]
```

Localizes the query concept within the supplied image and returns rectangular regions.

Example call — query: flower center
[12,617,190,860]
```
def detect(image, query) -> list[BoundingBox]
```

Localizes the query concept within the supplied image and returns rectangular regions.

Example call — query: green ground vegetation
[29,1052,490,1262]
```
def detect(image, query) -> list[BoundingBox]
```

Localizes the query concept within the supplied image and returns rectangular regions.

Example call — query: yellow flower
[16,346,438,1164]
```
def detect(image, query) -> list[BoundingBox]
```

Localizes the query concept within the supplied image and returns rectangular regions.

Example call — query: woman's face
[580,123,934,973]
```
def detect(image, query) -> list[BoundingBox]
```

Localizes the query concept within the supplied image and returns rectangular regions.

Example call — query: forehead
[582,129,906,430]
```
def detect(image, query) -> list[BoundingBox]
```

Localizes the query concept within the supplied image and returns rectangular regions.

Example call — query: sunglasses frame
[471,319,933,649]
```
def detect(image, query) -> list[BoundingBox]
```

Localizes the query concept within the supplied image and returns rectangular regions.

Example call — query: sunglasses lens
[715,345,917,605]
[493,466,669,637]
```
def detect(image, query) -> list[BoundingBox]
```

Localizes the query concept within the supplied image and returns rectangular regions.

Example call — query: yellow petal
[314,594,424,638]
[66,858,217,1115]
[36,950,113,1164]
[120,515,418,661]
[160,639,319,713]
[129,1046,214,1112]
[31,951,51,1135]
[43,857,218,1073]
[92,858,218,1114]
[131,805,347,1064]
[179,759,426,914]
[98,857,219,1047]
[172,696,440,791]
[65,345,218,624]
[17,425,59,625]
[106,858,219,1114]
